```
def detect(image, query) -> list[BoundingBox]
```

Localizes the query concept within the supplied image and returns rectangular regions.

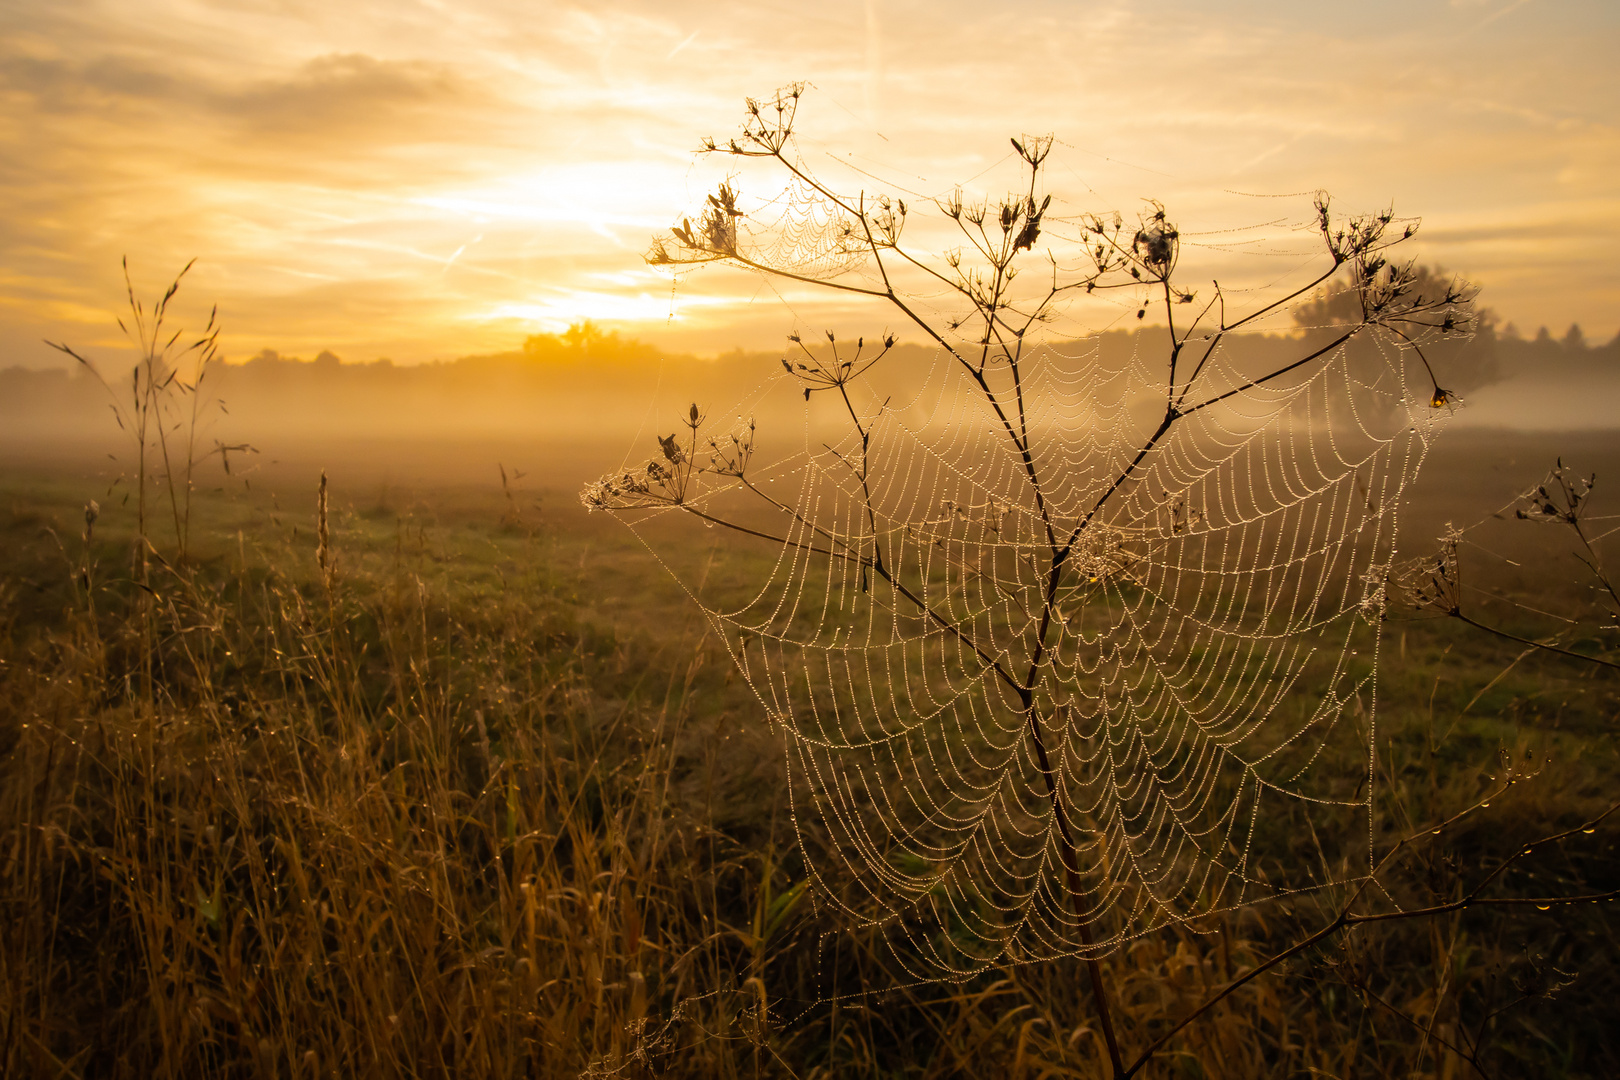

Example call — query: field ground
[1,426,1617,1078]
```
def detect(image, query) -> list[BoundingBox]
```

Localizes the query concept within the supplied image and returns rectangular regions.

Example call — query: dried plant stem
[1121,797,1620,1076]
[581,88,1581,1078]
[1026,705,1126,1077]
[46,257,223,568]
[1453,612,1620,671]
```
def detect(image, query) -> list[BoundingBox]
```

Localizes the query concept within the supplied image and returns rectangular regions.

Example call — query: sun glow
[476,288,730,334]
[413,162,685,235]
[1,0,1614,368]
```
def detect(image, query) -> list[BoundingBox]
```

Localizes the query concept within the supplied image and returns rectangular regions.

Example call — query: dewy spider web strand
[613,330,1440,980]
[593,132,1463,990]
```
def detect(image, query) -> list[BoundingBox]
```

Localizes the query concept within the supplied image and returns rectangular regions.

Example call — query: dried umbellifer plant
[583,87,1615,1076]
[1393,461,1620,671]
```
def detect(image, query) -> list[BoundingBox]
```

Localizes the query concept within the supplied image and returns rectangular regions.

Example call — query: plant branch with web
[581,87,1601,1076]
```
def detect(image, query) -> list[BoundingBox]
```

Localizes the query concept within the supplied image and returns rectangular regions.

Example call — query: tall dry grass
[1,496,762,1078]
[0,482,1269,1080]
[1,471,1613,1079]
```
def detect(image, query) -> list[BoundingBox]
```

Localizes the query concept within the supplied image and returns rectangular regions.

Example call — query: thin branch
[1358,982,1494,1080]
[1122,798,1619,1076]
[1179,327,1362,417]
[1453,612,1620,671]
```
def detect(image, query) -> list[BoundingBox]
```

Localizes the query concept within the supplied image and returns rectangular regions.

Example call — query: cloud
[0,0,1616,370]
[227,54,486,147]
[0,41,503,165]
[0,52,181,114]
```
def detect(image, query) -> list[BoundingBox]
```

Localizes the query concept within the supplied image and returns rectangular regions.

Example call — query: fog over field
[3,2,1619,1077]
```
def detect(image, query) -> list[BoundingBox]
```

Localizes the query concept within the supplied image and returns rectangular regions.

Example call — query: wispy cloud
[1,0,1615,366]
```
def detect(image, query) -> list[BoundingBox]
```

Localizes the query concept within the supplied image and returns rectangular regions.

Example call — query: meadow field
[4,0,1617,1075]
[0,424,1615,1079]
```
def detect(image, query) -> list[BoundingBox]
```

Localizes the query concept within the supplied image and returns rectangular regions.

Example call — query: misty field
[5,0,1619,1073]
[0,428,1615,1079]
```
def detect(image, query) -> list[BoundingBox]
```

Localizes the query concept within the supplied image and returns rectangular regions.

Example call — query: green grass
[1,458,1616,1078]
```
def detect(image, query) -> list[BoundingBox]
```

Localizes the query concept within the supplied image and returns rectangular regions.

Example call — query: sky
[2,0,1617,368]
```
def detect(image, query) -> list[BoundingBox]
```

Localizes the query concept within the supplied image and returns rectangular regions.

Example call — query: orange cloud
[1,0,1615,370]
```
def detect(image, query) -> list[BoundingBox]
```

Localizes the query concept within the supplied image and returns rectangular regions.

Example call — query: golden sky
[3,0,1617,367]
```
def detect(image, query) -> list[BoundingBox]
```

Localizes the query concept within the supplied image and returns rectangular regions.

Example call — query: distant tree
[1293,264,1499,401]
[523,320,657,365]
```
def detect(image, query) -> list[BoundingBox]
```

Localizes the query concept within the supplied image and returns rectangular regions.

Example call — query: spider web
[597,175,1454,981]
[738,173,868,281]
[632,337,1442,980]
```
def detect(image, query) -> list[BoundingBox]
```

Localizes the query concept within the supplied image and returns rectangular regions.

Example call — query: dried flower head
[581,405,749,510]
[1515,459,1592,525]
[778,331,899,400]
[1392,526,1463,616]
[1132,203,1178,273]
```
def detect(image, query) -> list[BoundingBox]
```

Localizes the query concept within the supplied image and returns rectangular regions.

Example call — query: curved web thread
[738,173,869,281]
[613,114,1467,985]
[652,327,1441,979]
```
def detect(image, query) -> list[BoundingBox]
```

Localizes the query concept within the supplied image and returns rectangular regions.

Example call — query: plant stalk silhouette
[586,87,1612,1076]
